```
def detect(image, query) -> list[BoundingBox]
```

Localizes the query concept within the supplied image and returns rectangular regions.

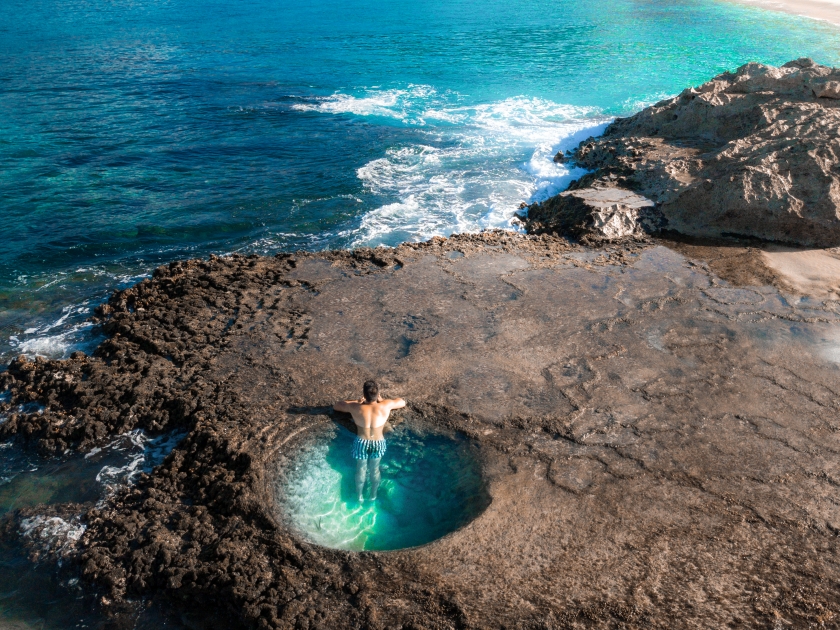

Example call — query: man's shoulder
[334,399,364,413]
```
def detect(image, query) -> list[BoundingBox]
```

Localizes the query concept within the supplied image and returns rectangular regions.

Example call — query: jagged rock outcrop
[535,58,840,246]
[521,184,661,243]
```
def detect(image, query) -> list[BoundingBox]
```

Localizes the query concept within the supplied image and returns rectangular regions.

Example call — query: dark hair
[363,380,379,403]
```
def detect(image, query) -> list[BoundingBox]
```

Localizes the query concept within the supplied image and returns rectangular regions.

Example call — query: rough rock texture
[521,184,661,243]
[551,58,840,246]
[3,231,840,629]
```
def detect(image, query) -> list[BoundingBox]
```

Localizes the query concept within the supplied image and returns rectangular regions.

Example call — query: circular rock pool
[276,424,490,551]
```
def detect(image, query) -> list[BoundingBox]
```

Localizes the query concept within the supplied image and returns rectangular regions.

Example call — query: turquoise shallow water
[277,425,489,551]
[2,0,840,360]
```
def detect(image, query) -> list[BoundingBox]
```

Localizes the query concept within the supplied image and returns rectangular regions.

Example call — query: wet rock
[522,185,662,243]
[552,58,840,246]
[3,231,840,628]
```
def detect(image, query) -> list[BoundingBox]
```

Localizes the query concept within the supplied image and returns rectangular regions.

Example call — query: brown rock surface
[521,184,661,243]
[552,58,840,246]
[2,232,840,628]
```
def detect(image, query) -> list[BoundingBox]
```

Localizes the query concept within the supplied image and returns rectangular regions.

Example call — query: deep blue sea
[2,0,840,361]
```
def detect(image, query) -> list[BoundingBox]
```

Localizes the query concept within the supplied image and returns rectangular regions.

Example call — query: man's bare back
[333,394,406,440]
[334,381,405,501]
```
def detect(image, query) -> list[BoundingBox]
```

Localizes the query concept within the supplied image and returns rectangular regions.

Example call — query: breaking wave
[294,87,611,246]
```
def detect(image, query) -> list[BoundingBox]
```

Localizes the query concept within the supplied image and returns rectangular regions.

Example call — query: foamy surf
[10,321,97,360]
[4,270,150,362]
[93,429,187,499]
[292,85,449,124]
[293,88,612,246]
[19,515,87,563]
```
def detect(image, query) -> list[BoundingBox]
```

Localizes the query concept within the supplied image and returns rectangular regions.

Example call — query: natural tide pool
[276,424,490,552]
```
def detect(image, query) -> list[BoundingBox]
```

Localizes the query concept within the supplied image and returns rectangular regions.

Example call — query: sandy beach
[727,0,840,25]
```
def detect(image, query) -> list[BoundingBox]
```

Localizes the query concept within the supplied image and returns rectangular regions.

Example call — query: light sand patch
[761,246,840,297]
[722,0,840,25]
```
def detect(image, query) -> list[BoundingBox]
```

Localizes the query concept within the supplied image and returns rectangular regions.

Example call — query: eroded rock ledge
[2,231,840,629]
[524,58,840,246]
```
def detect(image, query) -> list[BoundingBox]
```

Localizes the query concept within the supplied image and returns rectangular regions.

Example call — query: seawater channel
[0,417,186,629]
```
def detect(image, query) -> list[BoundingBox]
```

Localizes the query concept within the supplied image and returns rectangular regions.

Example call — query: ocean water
[2,0,840,361]
[0,428,186,628]
[277,424,490,551]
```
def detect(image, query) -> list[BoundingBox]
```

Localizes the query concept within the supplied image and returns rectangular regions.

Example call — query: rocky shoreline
[3,62,840,629]
[523,59,840,247]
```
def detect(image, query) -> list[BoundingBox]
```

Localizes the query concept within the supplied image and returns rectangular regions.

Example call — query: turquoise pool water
[278,425,489,551]
[3,0,840,360]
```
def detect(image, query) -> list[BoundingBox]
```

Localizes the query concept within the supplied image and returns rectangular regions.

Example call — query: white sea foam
[294,87,612,246]
[94,428,186,499]
[351,99,609,244]
[9,304,97,360]
[8,270,149,360]
[292,85,443,124]
[20,515,87,561]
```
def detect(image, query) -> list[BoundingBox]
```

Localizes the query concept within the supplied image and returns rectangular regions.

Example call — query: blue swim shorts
[352,437,387,460]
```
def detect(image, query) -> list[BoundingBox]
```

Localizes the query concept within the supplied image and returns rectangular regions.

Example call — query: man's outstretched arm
[334,399,362,413]
[387,398,406,410]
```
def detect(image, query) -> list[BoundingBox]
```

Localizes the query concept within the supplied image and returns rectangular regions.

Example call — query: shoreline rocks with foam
[526,59,840,246]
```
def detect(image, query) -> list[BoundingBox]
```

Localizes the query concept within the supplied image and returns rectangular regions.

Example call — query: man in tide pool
[334,381,405,502]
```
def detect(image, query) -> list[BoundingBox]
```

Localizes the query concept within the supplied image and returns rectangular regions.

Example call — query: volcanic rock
[3,231,840,628]
[522,184,661,243]
[546,58,840,246]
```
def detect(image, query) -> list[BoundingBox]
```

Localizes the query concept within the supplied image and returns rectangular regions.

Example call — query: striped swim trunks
[352,437,387,460]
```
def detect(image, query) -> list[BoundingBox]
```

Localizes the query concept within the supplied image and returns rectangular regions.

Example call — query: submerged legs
[368,457,382,500]
[354,457,382,501]
[355,458,366,502]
